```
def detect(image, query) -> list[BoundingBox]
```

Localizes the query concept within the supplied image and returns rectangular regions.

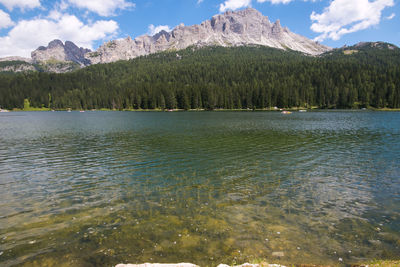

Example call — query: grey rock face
[115,263,285,267]
[86,8,330,64]
[217,263,286,267]
[0,63,36,73]
[37,61,81,73]
[354,41,398,50]
[64,41,91,65]
[31,39,91,66]
[115,264,199,267]
[0,56,33,63]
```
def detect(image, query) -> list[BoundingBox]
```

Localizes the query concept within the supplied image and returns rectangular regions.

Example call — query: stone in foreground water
[115,263,199,267]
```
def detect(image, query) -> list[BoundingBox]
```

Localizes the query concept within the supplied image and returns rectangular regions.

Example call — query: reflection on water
[0,111,399,266]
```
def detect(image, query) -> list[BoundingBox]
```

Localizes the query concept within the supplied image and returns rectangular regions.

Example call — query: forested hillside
[1,43,399,110]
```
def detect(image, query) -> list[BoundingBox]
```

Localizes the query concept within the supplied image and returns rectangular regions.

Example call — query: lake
[0,111,399,266]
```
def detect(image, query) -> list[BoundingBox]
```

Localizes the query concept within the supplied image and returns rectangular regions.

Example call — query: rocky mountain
[353,41,398,49]
[0,41,87,73]
[0,40,91,73]
[1,8,331,72]
[0,56,33,63]
[321,41,399,58]
[85,8,330,64]
[0,60,36,73]
[31,39,91,66]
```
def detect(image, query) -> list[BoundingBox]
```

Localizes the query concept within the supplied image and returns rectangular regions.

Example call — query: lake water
[0,111,399,266]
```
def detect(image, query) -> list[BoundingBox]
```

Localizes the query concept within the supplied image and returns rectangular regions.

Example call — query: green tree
[23,99,30,110]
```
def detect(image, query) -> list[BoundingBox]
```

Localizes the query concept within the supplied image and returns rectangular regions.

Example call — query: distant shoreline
[5,107,400,112]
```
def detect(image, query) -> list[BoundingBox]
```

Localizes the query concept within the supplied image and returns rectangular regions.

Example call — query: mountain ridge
[0,7,330,71]
[0,40,398,74]
[1,7,399,73]
[31,39,91,66]
[85,8,330,64]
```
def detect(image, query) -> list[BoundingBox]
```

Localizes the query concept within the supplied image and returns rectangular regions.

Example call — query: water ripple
[0,111,399,266]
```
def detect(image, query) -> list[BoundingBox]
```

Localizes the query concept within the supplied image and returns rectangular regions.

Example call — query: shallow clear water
[0,111,399,266]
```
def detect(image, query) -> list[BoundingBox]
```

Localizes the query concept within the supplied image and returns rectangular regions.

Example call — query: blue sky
[0,0,398,57]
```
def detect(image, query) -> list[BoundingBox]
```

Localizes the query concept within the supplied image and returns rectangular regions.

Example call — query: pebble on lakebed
[272,252,284,257]
[115,263,287,267]
[116,264,199,267]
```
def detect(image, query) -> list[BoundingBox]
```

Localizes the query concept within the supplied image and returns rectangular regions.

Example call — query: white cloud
[257,0,294,4]
[0,13,118,57]
[197,0,204,4]
[57,0,69,11]
[385,13,395,20]
[259,0,320,3]
[148,24,172,36]
[222,0,317,7]
[47,10,63,20]
[0,0,40,11]
[219,0,252,12]
[218,0,315,11]
[310,0,395,41]
[67,0,135,16]
[0,9,14,29]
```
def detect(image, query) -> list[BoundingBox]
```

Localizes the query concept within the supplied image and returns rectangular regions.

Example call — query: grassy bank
[12,107,51,111]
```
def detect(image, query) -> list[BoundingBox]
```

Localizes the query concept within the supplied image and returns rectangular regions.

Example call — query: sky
[0,0,399,58]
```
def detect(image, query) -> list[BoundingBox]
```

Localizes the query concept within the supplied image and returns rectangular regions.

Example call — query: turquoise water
[0,111,399,266]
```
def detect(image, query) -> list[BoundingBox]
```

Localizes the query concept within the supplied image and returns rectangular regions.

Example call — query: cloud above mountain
[0,12,118,57]
[66,0,135,17]
[0,0,41,11]
[310,0,395,41]
[257,0,295,4]
[0,9,13,29]
[219,0,252,12]
[219,0,315,11]
[0,0,397,58]
[217,0,396,42]
[148,24,172,36]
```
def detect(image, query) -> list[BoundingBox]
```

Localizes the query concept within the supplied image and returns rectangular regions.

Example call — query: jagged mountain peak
[48,39,64,48]
[32,40,91,66]
[223,7,263,17]
[85,8,330,64]
[153,30,171,42]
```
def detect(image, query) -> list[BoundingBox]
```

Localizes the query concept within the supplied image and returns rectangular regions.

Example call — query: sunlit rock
[115,264,199,267]
[86,8,330,64]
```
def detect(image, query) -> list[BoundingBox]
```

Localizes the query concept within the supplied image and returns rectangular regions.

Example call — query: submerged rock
[217,263,285,267]
[272,251,285,257]
[115,264,199,267]
[116,263,286,267]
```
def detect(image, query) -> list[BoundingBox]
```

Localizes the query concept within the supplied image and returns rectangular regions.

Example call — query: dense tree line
[1,44,399,110]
